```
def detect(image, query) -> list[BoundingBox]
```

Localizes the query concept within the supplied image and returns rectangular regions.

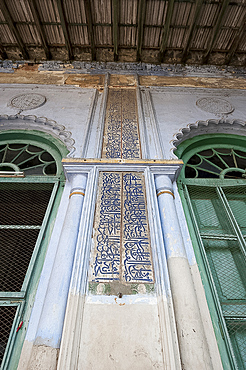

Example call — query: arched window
[0,130,68,370]
[176,134,246,369]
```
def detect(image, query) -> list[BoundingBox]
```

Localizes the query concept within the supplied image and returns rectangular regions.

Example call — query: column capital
[68,173,87,198]
[155,174,173,195]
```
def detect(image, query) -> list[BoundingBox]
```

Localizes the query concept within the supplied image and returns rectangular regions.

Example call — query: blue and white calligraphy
[102,89,141,159]
[123,173,153,283]
[93,172,121,281]
[92,172,154,283]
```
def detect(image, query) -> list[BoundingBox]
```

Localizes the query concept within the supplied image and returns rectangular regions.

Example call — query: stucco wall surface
[149,86,246,159]
[0,84,98,157]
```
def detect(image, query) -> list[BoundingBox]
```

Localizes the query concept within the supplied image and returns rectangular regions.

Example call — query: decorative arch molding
[172,119,246,155]
[0,114,75,155]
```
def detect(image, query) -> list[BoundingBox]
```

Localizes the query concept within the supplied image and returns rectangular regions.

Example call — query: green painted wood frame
[176,133,246,370]
[0,130,68,370]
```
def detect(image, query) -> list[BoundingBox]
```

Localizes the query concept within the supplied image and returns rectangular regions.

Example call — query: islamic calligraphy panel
[102,89,121,159]
[91,172,154,285]
[122,173,153,283]
[92,172,121,281]
[102,89,141,159]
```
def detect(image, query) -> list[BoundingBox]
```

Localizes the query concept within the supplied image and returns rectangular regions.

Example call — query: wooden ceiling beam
[137,0,147,61]
[112,0,119,61]
[84,0,96,61]
[56,0,73,60]
[181,0,203,63]
[159,0,175,62]
[225,13,246,65]
[0,0,29,59]
[27,0,51,60]
[203,0,230,64]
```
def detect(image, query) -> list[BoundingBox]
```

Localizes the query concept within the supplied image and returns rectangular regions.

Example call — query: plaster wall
[0,83,246,162]
[148,87,246,159]
[1,72,244,369]
[0,84,98,157]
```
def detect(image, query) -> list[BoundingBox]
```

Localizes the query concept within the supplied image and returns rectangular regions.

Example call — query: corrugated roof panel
[16,24,41,44]
[177,28,187,48]
[0,25,16,43]
[168,28,178,48]
[91,0,112,24]
[198,3,220,27]
[69,25,89,45]
[119,26,137,46]
[0,8,5,22]
[211,3,245,51]
[36,0,60,23]
[119,0,138,25]
[172,2,193,26]
[145,0,167,26]
[223,4,245,27]
[43,25,65,44]
[94,25,112,45]
[6,0,34,23]
[63,0,87,24]
[0,0,244,65]
[215,29,236,50]
[191,27,211,49]
[238,32,246,51]
[143,26,162,47]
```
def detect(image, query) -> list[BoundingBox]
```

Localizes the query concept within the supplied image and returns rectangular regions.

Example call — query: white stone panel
[78,301,164,370]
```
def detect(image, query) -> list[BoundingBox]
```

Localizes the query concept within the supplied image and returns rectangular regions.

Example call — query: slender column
[18,173,87,370]
[58,167,98,370]
[34,174,87,348]
[155,174,212,369]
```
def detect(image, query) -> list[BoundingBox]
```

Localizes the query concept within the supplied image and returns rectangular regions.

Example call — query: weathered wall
[0,63,245,370]
[148,86,246,159]
[0,84,100,158]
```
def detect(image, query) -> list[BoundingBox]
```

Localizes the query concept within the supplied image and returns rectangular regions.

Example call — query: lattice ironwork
[0,183,54,291]
[0,143,57,176]
[186,183,246,368]
[0,306,17,366]
[227,319,246,368]
[185,148,246,179]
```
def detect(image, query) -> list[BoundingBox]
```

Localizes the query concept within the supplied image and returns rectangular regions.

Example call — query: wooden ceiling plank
[181,0,203,63]
[203,0,230,64]
[84,0,96,61]
[137,0,147,61]
[159,0,175,62]
[56,0,73,60]
[112,0,119,61]
[0,0,29,59]
[27,0,51,60]
[225,13,246,65]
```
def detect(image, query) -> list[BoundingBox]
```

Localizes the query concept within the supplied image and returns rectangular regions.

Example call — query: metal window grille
[0,183,54,292]
[0,143,57,176]
[184,182,246,369]
[0,181,55,369]
[185,148,246,179]
[0,306,17,365]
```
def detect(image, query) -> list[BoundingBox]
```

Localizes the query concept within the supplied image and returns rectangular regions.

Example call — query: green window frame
[0,130,68,370]
[176,134,246,370]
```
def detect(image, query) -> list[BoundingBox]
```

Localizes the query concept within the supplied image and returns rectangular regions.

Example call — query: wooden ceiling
[0,0,245,66]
